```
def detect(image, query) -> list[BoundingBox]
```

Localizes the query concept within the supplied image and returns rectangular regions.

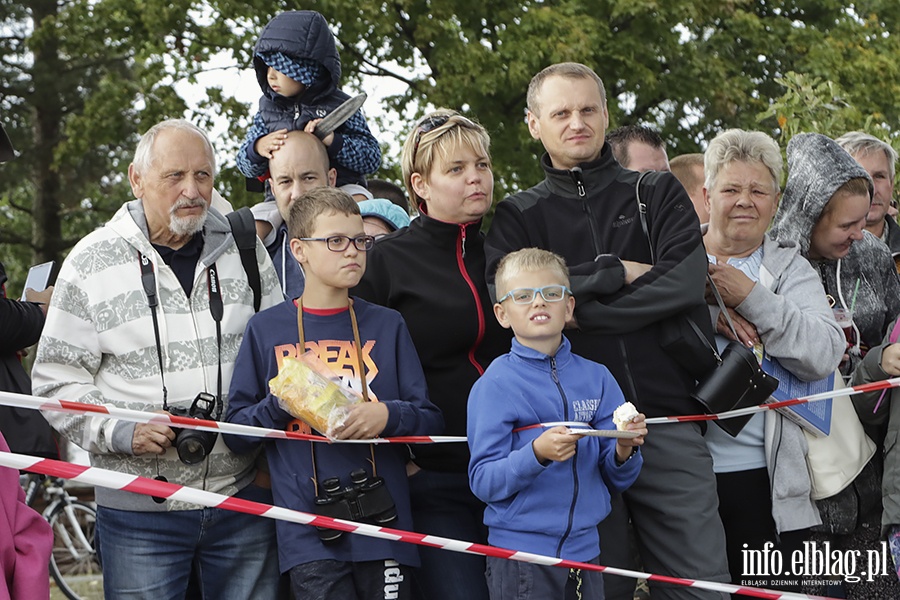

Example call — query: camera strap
[138,252,224,419]
[296,297,378,494]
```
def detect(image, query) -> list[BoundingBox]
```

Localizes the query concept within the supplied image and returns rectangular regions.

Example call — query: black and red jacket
[485,145,708,418]
[354,211,511,472]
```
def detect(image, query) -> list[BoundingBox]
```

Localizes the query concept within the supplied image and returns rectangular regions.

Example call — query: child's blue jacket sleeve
[468,374,546,503]
[236,112,270,179]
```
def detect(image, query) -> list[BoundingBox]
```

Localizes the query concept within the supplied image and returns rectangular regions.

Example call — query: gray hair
[704,129,782,191]
[132,119,216,176]
[835,131,898,181]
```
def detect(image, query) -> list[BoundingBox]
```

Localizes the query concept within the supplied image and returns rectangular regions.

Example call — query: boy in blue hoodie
[467,248,646,599]
[236,10,381,188]
[225,187,442,599]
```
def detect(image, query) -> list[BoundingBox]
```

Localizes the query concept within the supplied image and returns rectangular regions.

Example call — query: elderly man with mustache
[31,119,284,598]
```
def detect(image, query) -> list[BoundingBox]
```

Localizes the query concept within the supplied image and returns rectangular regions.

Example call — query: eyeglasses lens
[324,236,375,252]
[509,285,567,304]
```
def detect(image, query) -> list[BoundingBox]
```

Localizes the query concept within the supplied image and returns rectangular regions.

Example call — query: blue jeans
[486,555,604,600]
[96,485,279,599]
[408,469,490,600]
[289,559,413,600]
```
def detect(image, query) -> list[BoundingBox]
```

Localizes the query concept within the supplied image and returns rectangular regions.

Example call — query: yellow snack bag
[269,352,363,436]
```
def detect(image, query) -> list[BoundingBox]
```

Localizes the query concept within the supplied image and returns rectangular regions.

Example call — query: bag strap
[634,170,663,264]
[226,206,262,312]
[706,273,741,342]
[634,172,735,356]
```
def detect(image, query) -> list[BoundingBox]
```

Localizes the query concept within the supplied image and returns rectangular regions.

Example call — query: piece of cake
[612,402,639,431]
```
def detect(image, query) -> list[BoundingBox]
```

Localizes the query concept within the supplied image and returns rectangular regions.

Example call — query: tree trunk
[28,0,64,266]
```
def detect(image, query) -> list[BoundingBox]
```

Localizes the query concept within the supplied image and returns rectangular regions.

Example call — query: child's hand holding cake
[613,402,647,463]
[613,402,639,430]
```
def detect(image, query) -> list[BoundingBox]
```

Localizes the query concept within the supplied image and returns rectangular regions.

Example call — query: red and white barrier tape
[0,451,827,599]
[0,391,465,444]
[6,376,900,445]
[645,376,900,426]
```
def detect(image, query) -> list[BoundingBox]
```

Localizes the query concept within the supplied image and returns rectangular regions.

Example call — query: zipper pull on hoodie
[570,167,586,198]
[459,223,468,258]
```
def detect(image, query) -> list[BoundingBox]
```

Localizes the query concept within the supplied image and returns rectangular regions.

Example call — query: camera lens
[179,439,205,464]
[316,527,343,544]
[175,429,218,465]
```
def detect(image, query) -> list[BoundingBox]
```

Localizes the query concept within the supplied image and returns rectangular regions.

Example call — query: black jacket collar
[540,143,623,199]
[411,207,484,248]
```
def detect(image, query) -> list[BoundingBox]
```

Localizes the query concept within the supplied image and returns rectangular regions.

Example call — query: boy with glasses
[225,187,442,599]
[467,248,646,599]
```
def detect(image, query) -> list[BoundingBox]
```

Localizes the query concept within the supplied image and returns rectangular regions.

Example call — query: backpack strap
[226,206,262,312]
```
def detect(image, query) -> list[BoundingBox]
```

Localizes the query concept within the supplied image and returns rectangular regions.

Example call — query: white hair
[132,119,217,176]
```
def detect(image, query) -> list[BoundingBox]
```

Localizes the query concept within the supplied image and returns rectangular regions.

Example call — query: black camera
[314,468,397,543]
[167,392,219,465]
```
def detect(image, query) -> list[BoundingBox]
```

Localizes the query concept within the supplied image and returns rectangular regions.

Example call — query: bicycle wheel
[47,500,103,600]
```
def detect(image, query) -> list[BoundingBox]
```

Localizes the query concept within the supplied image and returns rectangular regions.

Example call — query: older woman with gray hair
[701,129,845,592]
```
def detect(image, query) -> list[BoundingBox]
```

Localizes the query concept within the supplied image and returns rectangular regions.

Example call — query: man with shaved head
[255,131,337,299]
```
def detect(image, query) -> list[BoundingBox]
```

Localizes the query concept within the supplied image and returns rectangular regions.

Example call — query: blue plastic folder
[760,355,833,436]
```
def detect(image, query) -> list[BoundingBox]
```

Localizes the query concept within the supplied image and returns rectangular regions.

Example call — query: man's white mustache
[171,198,206,211]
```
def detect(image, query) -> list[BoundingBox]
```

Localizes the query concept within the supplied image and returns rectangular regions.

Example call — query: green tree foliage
[3,0,900,284]
[760,71,900,158]
[0,0,197,284]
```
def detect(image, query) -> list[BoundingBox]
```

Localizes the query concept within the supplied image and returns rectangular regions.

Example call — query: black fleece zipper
[570,167,603,256]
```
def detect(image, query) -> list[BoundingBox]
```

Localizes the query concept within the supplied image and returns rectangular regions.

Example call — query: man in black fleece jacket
[485,63,729,600]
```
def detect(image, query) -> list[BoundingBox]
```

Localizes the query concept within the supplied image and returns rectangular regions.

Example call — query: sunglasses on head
[412,113,478,159]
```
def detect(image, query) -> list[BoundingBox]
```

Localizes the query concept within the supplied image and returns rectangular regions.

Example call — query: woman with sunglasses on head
[353,109,510,600]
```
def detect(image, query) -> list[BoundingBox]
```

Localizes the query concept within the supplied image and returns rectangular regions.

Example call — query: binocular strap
[296,298,378,496]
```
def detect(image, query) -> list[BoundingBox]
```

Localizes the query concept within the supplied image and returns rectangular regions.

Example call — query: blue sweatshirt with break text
[225,297,443,572]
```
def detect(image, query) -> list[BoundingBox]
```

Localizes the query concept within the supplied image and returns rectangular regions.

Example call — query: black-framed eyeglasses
[497,285,572,305]
[298,235,375,252]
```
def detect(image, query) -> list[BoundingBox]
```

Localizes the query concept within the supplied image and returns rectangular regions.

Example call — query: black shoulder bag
[634,171,778,436]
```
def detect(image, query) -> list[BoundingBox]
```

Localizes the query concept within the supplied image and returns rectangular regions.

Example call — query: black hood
[253,10,341,104]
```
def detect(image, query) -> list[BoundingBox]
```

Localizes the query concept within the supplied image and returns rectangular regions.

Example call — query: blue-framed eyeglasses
[297,235,375,252]
[497,285,572,305]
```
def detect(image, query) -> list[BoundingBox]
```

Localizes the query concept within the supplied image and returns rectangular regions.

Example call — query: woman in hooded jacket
[769,133,900,374]
[769,132,900,599]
